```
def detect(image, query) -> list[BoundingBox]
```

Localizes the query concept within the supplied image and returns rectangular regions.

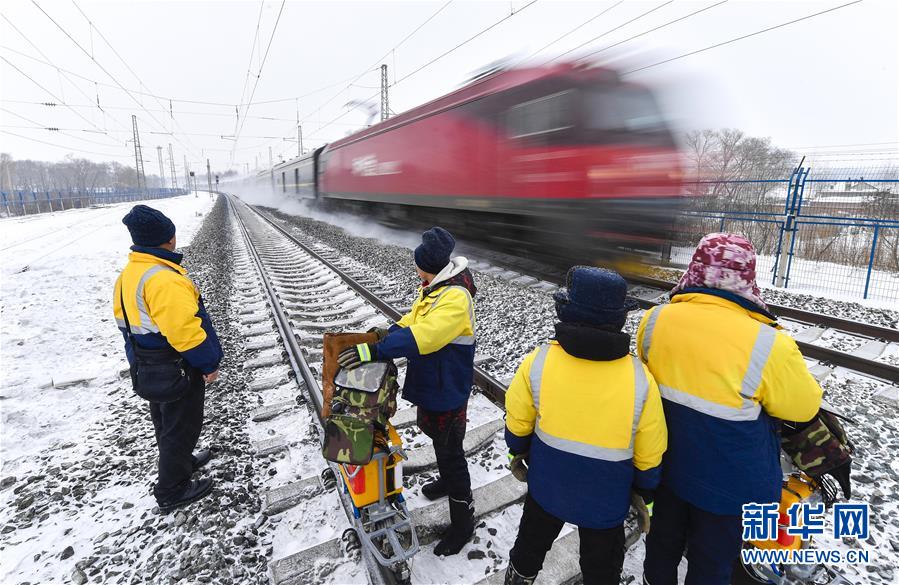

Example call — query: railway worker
[113,205,223,512]
[639,233,823,585]
[502,266,667,585]
[338,226,478,557]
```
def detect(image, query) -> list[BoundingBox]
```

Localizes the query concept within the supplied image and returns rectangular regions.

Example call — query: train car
[265,62,684,266]
[269,147,323,199]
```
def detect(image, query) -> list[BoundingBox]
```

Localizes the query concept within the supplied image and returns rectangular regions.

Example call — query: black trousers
[416,404,471,499]
[510,493,625,585]
[149,370,205,502]
[643,485,743,585]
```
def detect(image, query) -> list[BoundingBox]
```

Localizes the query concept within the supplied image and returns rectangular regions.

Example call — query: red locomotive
[266,62,684,266]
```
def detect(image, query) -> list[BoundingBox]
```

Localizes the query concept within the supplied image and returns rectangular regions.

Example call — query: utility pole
[269,146,274,190]
[156,146,165,190]
[183,155,190,193]
[131,115,146,193]
[167,144,178,189]
[380,64,390,122]
[206,159,212,193]
[297,125,303,157]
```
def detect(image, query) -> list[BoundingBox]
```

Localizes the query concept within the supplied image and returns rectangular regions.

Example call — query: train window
[585,86,666,134]
[507,90,574,139]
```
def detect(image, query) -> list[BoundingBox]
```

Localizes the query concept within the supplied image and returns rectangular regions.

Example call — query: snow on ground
[0,192,234,583]
[1,193,215,468]
[256,199,899,584]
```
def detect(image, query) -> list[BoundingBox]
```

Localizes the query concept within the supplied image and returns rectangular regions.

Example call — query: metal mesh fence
[669,163,899,303]
[0,188,190,217]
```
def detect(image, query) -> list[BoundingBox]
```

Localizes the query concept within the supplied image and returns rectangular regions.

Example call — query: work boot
[421,477,447,501]
[191,449,213,471]
[157,478,213,513]
[434,492,474,556]
[504,562,537,585]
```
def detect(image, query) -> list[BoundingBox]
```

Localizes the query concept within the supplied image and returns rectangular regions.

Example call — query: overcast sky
[1,0,897,175]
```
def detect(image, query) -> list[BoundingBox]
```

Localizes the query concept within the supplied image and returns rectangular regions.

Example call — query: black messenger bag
[120,287,192,403]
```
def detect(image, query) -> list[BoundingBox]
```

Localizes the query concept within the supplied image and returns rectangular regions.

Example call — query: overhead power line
[579,0,730,61]
[0,55,123,147]
[521,1,624,63]
[546,0,674,66]
[68,0,203,157]
[31,0,200,158]
[0,129,133,159]
[624,0,864,75]
[230,0,287,164]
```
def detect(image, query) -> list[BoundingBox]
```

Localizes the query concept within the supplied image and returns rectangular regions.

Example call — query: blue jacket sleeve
[633,465,662,490]
[505,427,532,455]
[374,327,420,360]
[179,299,224,374]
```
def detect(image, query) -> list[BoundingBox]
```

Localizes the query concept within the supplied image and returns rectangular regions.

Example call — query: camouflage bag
[781,409,853,478]
[322,360,399,465]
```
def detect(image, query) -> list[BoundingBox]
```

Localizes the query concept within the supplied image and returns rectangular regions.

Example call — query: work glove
[507,452,529,483]
[337,343,376,369]
[367,326,390,342]
[631,489,654,534]
[825,460,852,500]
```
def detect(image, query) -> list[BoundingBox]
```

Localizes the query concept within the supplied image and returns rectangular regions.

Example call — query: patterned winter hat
[671,232,767,310]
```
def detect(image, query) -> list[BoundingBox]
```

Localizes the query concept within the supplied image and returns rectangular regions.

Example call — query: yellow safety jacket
[375,258,476,411]
[505,337,667,528]
[113,247,222,374]
[637,291,822,515]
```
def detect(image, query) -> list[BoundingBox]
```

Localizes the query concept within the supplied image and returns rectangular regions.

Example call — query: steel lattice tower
[380,64,390,122]
[131,115,146,192]
[156,146,165,189]
[168,144,178,189]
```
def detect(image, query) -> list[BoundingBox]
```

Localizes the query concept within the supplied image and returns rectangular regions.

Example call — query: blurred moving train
[256,62,685,266]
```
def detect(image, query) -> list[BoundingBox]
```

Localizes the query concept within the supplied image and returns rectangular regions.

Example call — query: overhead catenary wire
[578,0,730,61]
[623,0,864,75]
[0,13,132,134]
[517,1,624,64]
[279,0,540,159]
[230,0,287,165]
[0,129,134,159]
[0,55,124,148]
[68,0,204,158]
[31,0,201,159]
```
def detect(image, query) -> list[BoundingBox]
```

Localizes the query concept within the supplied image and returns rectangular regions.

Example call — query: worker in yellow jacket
[639,233,822,585]
[113,205,223,512]
[503,267,667,585]
[338,226,478,556]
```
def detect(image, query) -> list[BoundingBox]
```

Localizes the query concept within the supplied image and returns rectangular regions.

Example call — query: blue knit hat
[553,266,639,327]
[122,205,176,247]
[414,227,455,274]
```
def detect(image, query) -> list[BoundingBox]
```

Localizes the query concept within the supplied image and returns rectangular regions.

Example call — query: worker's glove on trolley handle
[337,343,377,370]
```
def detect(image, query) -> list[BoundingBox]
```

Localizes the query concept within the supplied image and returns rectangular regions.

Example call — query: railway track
[448,243,899,385]
[227,195,604,585]
[229,194,895,585]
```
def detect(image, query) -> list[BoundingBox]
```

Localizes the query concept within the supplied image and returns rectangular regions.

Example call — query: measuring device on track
[321,332,419,577]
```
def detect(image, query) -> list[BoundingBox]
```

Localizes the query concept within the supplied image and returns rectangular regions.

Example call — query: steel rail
[626,274,899,344]
[227,196,393,585]
[245,202,511,408]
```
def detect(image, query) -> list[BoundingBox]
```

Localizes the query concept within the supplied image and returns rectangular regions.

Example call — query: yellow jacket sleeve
[636,307,657,363]
[396,299,417,328]
[757,331,823,422]
[144,271,208,352]
[407,288,472,355]
[633,370,667,471]
[505,349,539,440]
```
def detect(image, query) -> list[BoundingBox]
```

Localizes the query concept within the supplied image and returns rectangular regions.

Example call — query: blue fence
[0,188,190,217]
[669,166,899,303]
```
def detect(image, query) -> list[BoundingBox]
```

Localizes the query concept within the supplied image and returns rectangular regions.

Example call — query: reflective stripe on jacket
[636,292,822,515]
[113,248,223,374]
[505,341,667,528]
[377,260,476,411]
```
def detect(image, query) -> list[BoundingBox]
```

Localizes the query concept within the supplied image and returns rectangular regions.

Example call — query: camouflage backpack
[781,409,853,479]
[322,360,399,466]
